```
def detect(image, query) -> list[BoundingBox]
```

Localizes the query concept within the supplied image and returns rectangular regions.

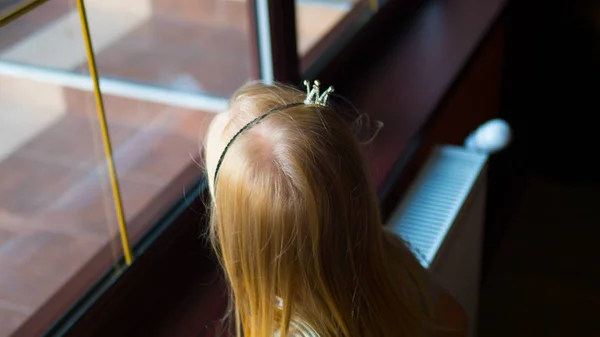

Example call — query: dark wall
[500,0,600,181]
[483,0,600,280]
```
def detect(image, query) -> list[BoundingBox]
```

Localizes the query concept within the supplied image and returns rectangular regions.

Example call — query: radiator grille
[387,146,488,268]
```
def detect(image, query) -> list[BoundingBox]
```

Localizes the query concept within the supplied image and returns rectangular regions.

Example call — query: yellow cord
[369,0,379,12]
[0,0,49,27]
[76,0,133,265]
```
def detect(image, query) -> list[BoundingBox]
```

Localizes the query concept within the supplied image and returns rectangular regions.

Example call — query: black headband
[213,102,304,190]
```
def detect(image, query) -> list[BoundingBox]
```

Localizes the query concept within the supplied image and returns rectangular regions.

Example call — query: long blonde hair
[206,82,433,337]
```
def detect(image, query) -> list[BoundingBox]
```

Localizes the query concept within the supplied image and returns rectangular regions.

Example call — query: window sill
[332,0,507,188]
[323,0,507,219]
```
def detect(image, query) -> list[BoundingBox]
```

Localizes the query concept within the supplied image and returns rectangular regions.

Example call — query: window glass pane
[0,0,256,334]
[81,2,229,249]
[85,0,252,98]
[295,0,376,73]
[64,92,215,245]
[3,0,254,98]
[0,1,123,336]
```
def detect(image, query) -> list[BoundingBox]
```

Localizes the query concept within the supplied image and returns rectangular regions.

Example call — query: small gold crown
[304,80,334,106]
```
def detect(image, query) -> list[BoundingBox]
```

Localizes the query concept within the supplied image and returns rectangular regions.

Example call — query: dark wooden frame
[247,0,300,84]
[267,0,300,83]
[246,0,261,80]
[13,0,508,334]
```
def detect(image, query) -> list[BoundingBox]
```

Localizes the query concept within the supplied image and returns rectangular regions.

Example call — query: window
[0,0,387,335]
[0,0,248,335]
[0,3,131,335]
[296,0,378,74]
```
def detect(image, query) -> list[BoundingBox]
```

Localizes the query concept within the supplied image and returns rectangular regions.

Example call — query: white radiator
[386,145,488,337]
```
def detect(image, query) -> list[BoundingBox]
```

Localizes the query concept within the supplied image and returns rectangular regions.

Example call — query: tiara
[213,80,333,192]
[304,80,334,106]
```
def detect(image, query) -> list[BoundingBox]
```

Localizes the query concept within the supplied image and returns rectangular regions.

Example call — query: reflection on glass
[295,0,374,69]
[1,0,253,97]
[79,3,219,247]
[0,1,124,336]
[73,90,215,244]
[0,1,221,334]
[0,0,241,334]
[92,0,253,97]
[296,0,356,56]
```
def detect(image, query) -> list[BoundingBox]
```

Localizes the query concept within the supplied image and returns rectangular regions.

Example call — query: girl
[204,81,467,337]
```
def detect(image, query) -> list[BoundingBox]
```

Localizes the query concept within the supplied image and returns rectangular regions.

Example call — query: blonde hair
[206,82,433,337]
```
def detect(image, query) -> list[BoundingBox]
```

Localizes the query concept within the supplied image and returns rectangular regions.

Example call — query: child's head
[204,82,430,337]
